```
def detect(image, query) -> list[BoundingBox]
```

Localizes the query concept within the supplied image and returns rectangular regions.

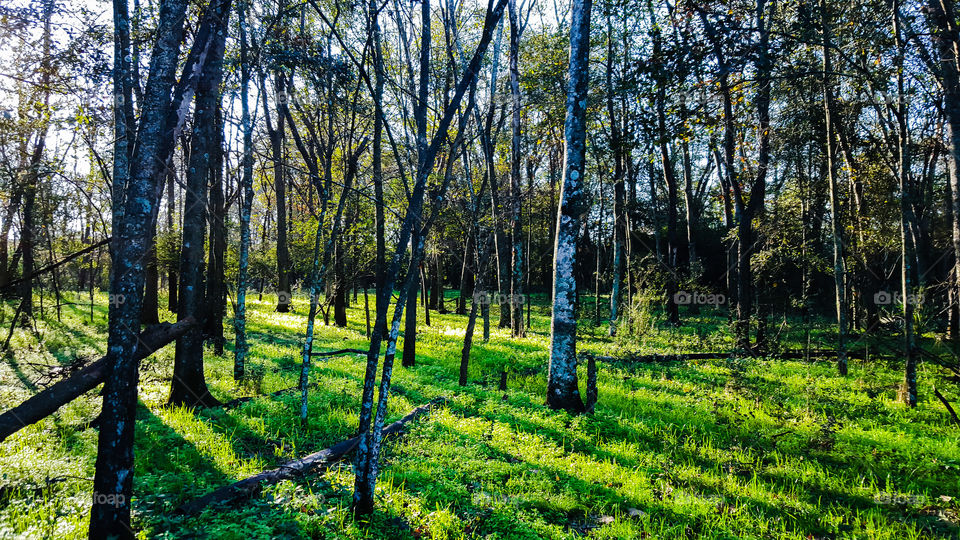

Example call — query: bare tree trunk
[89,0,191,533]
[205,100,227,355]
[19,0,55,323]
[402,261,418,368]
[166,170,178,313]
[547,0,591,414]
[263,68,291,313]
[508,0,525,337]
[822,0,848,375]
[606,6,626,337]
[894,1,917,406]
[233,0,253,380]
[928,0,960,355]
[168,0,231,409]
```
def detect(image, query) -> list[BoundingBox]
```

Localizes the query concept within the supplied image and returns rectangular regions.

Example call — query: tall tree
[89,0,191,533]
[508,0,526,337]
[821,0,848,375]
[546,0,591,414]
[233,0,253,381]
[167,0,232,409]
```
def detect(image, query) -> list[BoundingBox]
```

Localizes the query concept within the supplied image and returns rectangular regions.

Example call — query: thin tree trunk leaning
[351,0,506,515]
[168,0,231,409]
[933,387,960,427]
[0,238,111,293]
[177,399,445,516]
[546,0,591,414]
[0,318,195,444]
[89,0,192,533]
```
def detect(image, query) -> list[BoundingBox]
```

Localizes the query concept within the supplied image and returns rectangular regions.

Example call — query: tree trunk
[264,72,291,313]
[167,0,231,409]
[547,0,591,414]
[928,0,960,355]
[822,0,848,375]
[141,242,160,324]
[233,0,253,380]
[89,0,192,533]
[606,6,626,336]
[166,170,178,313]
[402,265,418,368]
[205,101,227,355]
[508,0,525,337]
[894,1,918,406]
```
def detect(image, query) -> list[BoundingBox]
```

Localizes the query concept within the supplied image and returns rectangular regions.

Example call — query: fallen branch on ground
[0,317,195,443]
[176,398,445,515]
[584,349,868,364]
[309,348,367,357]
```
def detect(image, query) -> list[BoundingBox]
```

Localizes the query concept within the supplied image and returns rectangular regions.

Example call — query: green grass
[0,289,958,539]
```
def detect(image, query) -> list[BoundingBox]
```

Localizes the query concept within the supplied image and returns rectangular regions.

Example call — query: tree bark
[89,0,191,533]
[547,0,591,414]
[167,0,231,409]
[205,100,227,354]
[508,0,525,337]
[233,0,253,380]
[165,170,178,313]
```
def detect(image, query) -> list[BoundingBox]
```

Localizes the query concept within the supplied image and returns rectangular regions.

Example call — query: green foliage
[0,294,957,538]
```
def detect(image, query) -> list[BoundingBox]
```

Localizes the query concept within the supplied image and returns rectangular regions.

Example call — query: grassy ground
[0,290,958,539]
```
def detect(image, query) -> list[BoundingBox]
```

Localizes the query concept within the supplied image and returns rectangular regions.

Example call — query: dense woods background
[0,0,959,536]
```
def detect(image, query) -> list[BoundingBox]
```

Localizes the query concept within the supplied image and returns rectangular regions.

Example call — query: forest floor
[0,291,959,539]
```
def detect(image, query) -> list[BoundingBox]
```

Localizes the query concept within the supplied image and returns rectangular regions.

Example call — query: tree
[89,0,193,533]
[546,0,591,414]
[167,0,231,409]
[233,0,254,381]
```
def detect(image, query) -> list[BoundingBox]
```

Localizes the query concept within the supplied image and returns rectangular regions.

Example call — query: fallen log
[176,398,445,515]
[587,349,868,364]
[0,317,195,443]
[309,348,367,357]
